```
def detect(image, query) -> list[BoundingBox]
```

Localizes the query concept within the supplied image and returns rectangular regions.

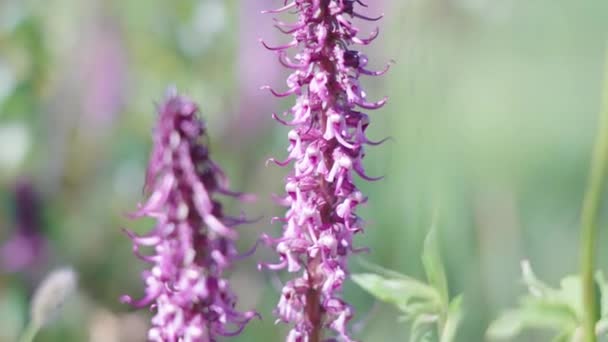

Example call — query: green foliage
[422,228,449,307]
[487,261,608,341]
[352,229,464,342]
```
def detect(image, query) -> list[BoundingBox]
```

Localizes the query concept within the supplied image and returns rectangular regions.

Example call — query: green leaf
[352,273,440,310]
[521,260,552,298]
[440,295,463,342]
[557,276,584,318]
[518,297,579,329]
[357,258,413,281]
[422,228,449,307]
[487,299,579,340]
[596,271,608,318]
[409,314,436,342]
[488,261,608,341]
[399,302,441,323]
[487,310,524,339]
[596,317,608,337]
[551,330,574,342]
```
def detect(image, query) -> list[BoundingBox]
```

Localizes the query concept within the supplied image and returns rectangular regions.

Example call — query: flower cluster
[260,1,389,341]
[122,89,257,341]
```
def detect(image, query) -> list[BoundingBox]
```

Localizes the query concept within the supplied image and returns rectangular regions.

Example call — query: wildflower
[80,18,126,134]
[122,88,257,341]
[1,179,47,273]
[232,0,281,143]
[260,1,389,341]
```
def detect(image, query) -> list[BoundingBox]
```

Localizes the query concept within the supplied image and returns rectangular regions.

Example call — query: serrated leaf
[440,295,463,342]
[352,273,440,310]
[422,228,449,307]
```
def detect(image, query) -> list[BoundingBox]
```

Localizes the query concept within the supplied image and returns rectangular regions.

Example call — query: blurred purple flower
[230,0,281,143]
[259,1,389,341]
[79,15,127,136]
[1,179,47,273]
[121,89,258,341]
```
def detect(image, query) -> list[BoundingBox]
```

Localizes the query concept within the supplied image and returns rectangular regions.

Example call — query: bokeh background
[1,0,608,341]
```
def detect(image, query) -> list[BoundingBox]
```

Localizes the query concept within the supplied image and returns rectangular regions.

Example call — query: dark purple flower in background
[259,1,390,341]
[121,88,257,341]
[1,179,47,273]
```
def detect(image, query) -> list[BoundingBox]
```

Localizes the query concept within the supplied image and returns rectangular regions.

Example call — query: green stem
[18,322,39,342]
[580,50,608,342]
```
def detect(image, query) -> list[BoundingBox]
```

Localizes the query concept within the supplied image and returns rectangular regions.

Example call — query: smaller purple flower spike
[122,88,258,342]
[1,179,47,273]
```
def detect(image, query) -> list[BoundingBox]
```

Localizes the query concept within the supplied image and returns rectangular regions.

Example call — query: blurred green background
[1,0,607,341]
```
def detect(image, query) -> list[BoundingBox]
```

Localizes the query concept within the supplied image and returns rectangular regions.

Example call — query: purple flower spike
[261,1,388,341]
[123,88,258,342]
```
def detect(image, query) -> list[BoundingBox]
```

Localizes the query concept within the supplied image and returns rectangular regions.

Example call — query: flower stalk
[122,89,257,341]
[580,51,608,342]
[260,1,389,340]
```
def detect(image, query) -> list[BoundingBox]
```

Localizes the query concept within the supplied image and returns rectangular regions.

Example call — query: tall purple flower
[259,1,390,341]
[121,89,257,341]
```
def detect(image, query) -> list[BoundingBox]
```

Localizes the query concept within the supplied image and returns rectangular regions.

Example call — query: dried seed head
[30,267,78,328]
